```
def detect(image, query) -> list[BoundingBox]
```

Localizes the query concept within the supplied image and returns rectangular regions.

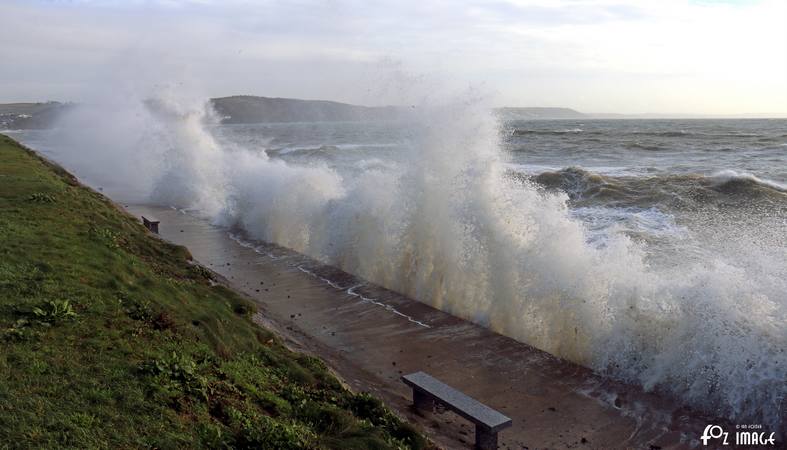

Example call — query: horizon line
[2,96,786,119]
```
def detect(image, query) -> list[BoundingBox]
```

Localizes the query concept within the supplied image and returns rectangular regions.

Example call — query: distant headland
[2,96,784,130]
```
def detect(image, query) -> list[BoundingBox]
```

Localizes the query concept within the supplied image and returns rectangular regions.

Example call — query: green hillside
[0,134,427,450]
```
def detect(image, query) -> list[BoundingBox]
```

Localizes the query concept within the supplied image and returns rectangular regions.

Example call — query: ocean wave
[42,94,787,432]
[570,205,687,246]
[628,130,765,139]
[710,169,787,193]
[524,166,787,208]
[633,130,692,138]
[265,145,339,159]
[624,141,666,151]
[510,128,586,136]
[630,130,760,138]
[509,128,766,140]
[265,143,397,160]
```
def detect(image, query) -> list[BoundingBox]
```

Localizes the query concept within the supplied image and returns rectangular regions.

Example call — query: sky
[1,0,786,114]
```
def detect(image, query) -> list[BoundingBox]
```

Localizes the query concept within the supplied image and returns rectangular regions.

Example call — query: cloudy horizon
[1,0,786,115]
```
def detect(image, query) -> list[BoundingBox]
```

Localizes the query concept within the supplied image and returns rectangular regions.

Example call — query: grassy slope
[0,134,428,450]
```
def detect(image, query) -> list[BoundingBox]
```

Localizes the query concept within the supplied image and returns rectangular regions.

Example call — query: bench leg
[475,426,498,450]
[412,389,434,412]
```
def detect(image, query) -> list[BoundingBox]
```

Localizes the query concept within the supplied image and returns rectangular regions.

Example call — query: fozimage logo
[700,424,776,446]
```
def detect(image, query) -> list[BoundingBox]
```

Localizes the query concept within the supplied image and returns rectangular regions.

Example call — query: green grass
[0,134,429,450]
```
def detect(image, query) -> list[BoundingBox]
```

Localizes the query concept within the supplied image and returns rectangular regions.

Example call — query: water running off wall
[38,90,786,430]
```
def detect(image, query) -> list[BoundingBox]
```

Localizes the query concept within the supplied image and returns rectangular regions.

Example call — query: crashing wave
[46,93,787,432]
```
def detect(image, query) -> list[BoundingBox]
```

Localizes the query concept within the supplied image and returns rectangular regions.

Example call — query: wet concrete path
[127,205,717,449]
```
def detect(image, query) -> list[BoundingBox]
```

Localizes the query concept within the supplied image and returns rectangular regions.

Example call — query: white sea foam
[570,206,687,247]
[46,91,786,430]
[710,169,787,192]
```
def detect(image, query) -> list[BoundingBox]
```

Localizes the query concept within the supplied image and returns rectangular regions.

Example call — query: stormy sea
[8,99,786,429]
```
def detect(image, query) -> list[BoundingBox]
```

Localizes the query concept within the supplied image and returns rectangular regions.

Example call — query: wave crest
[527,167,787,208]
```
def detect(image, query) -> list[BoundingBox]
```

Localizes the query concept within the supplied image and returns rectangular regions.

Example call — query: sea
[7,105,786,430]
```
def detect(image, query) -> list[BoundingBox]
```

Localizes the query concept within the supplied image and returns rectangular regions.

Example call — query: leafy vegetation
[0,134,429,449]
[32,299,78,323]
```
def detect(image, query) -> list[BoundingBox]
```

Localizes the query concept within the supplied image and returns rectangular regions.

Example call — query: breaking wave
[709,169,787,193]
[49,93,786,431]
[526,167,787,209]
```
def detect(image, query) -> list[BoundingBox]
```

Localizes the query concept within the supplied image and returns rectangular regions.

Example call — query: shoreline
[127,204,727,449]
[0,135,429,448]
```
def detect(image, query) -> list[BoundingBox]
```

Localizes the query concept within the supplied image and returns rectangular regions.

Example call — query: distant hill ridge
[495,106,586,120]
[210,95,403,123]
[12,96,777,128]
[210,96,589,123]
[0,98,591,128]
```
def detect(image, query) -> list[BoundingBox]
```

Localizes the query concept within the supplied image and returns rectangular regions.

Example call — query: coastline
[0,135,428,449]
[126,204,729,449]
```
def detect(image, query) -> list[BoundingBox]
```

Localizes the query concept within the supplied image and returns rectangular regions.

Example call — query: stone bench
[402,371,512,450]
[141,215,160,234]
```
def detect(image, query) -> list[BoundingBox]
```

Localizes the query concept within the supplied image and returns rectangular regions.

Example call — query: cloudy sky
[1,0,786,114]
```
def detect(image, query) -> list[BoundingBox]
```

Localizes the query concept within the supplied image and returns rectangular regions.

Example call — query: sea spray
[48,92,786,431]
[47,90,228,213]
